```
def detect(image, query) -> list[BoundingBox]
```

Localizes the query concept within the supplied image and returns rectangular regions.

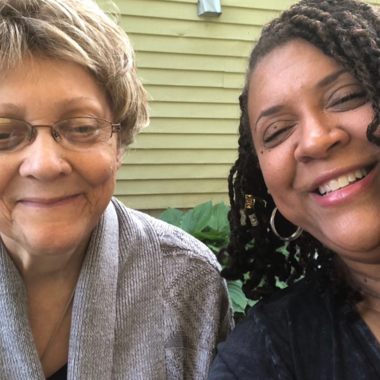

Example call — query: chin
[16,226,92,257]
[26,238,82,257]
[323,234,380,265]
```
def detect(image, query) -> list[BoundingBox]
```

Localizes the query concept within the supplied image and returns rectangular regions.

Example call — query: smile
[318,167,372,195]
[18,194,79,207]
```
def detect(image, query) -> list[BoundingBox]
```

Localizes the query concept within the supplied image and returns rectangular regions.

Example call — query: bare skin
[346,264,380,343]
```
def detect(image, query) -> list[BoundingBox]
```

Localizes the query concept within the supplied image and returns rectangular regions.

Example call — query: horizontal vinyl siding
[116,194,229,211]
[113,0,266,214]
[122,149,237,164]
[113,0,379,215]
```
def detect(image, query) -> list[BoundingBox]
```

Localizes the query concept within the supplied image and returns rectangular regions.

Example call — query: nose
[19,128,72,181]
[294,112,350,163]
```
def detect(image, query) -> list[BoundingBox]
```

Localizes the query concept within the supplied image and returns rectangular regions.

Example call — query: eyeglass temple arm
[111,124,121,133]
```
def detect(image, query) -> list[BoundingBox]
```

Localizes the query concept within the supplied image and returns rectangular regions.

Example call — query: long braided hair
[221,0,380,305]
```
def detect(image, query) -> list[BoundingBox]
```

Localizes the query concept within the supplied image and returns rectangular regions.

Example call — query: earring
[244,194,259,227]
[269,207,302,242]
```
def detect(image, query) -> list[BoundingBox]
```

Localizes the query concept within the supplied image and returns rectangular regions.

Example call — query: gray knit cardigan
[0,197,232,380]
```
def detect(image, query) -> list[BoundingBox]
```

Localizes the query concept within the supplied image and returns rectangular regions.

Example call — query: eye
[0,132,11,140]
[72,125,97,134]
[58,118,99,139]
[0,121,29,151]
[263,121,296,148]
[328,85,368,111]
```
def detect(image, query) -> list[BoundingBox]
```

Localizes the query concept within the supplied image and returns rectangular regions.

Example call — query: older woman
[0,0,232,379]
[209,0,380,379]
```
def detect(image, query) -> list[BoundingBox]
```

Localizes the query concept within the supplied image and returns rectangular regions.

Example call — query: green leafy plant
[159,201,254,320]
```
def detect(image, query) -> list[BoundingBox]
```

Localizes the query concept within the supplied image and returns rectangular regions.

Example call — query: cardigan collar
[0,201,119,379]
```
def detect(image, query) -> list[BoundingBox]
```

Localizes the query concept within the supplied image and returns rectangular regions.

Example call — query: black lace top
[210,279,380,379]
[46,364,67,380]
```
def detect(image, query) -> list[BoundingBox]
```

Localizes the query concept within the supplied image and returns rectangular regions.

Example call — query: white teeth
[329,180,340,191]
[338,176,349,188]
[318,184,331,194]
[318,167,369,195]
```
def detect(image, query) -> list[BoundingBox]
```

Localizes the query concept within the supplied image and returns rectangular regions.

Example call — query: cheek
[251,132,290,192]
[0,162,18,202]
[348,103,374,139]
[258,150,302,224]
[78,149,119,188]
[259,153,292,193]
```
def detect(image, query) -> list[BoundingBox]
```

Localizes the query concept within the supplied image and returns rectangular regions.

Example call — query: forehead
[0,57,110,120]
[248,39,346,118]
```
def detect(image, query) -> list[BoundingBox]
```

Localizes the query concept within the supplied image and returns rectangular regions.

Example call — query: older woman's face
[249,39,380,264]
[0,58,122,257]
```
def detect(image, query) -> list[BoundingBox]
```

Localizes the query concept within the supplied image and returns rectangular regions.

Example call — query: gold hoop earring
[269,207,302,242]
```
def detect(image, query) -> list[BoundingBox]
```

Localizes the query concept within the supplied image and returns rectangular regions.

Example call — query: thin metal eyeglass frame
[26,117,121,142]
[0,117,121,150]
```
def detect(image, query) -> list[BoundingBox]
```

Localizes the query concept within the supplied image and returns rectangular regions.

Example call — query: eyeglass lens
[0,117,116,152]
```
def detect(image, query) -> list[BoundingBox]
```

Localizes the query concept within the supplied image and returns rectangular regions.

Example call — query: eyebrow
[254,69,349,130]
[0,97,98,110]
[0,97,103,117]
[55,96,103,109]
[0,103,23,112]
[316,68,348,88]
[254,104,284,130]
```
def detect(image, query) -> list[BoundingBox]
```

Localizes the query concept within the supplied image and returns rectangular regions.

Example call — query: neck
[350,268,380,295]
[0,234,88,285]
[344,260,380,311]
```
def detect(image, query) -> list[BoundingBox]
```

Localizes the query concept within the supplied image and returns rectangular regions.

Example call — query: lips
[18,194,79,206]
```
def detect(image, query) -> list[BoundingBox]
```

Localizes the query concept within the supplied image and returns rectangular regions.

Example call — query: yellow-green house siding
[113,0,380,215]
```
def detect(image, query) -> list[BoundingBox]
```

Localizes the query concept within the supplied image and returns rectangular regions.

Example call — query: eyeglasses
[0,117,121,152]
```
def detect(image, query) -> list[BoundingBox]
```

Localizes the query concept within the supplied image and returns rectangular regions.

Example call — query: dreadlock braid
[222,0,380,305]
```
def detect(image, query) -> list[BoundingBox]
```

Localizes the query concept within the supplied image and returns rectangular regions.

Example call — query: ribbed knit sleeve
[151,218,233,379]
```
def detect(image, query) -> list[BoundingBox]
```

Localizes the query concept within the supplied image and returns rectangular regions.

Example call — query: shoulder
[111,197,221,273]
[111,200,233,374]
[108,200,233,377]
[247,280,333,345]
[210,280,333,379]
[243,280,328,345]
[251,279,327,327]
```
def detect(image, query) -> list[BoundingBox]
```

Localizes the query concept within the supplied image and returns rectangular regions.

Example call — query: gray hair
[0,0,149,147]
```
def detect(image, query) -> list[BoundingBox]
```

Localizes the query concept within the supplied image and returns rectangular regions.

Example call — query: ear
[116,147,124,170]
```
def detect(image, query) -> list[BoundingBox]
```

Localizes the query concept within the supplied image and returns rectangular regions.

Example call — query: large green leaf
[205,243,220,253]
[208,202,230,232]
[180,201,212,234]
[194,228,227,243]
[227,280,250,314]
[158,208,183,227]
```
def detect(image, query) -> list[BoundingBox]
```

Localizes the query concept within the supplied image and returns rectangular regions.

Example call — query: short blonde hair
[0,0,149,147]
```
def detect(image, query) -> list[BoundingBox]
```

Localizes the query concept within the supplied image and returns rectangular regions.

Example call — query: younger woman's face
[249,39,380,265]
